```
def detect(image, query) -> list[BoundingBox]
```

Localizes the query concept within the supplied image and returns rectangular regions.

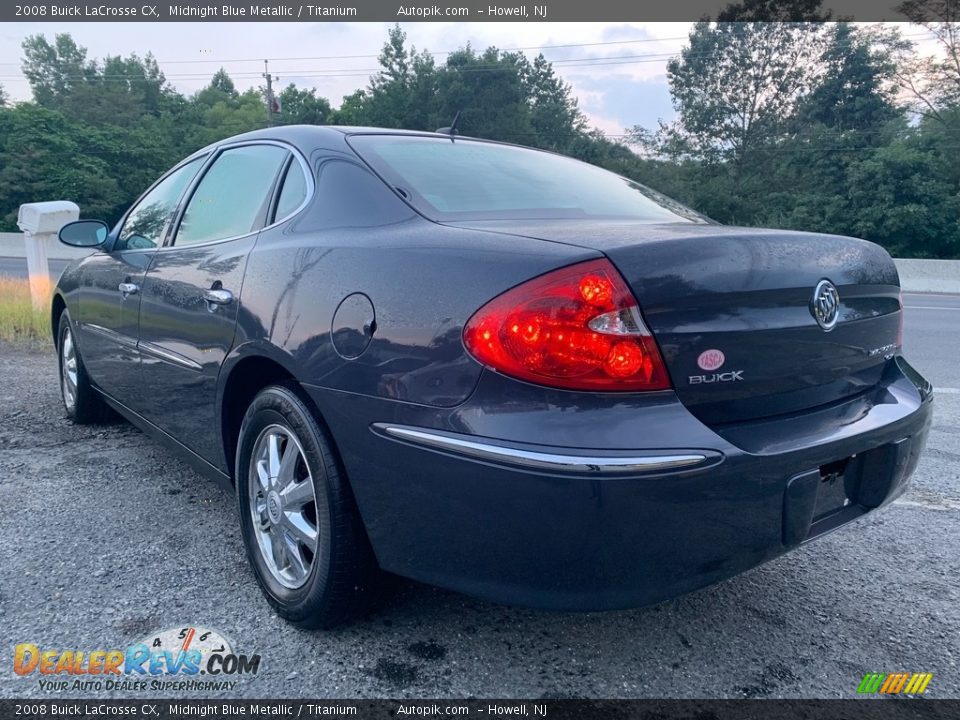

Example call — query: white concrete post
[17,201,79,310]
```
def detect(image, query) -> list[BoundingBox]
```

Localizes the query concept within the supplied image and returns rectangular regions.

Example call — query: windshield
[349,134,706,224]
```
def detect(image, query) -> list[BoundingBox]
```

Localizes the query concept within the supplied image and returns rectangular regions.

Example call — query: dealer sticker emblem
[811,279,840,331]
[697,349,725,371]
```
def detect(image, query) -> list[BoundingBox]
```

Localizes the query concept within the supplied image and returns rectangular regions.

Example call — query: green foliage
[21,33,93,109]
[658,22,825,167]
[433,47,535,142]
[526,54,587,151]
[0,104,120,228]
[0,24,958,258]
[277,84,332,125]
[1,42,269,229]
[896,0,960,114]
[331,24,586,152]
[717,0,832,21]
[632,19,960,257]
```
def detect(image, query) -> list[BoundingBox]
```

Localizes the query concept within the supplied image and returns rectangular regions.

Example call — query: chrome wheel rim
[61,326,77,412]
[248,424,319,589]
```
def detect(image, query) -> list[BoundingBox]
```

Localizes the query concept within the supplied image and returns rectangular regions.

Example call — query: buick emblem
[810,279,840,331]
[267,491,282,525]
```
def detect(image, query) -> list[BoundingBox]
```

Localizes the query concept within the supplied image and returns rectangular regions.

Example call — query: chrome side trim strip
[376,425,708,474]
[138,341,203,372]
[81,322,138,349]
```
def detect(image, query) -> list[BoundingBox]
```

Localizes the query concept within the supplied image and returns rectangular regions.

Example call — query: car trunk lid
[443,220,902,425]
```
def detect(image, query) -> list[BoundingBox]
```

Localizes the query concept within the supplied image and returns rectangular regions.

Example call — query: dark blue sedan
[52,126,933,627]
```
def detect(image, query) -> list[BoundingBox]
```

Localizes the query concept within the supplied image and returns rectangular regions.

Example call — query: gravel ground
[1,304,958,699]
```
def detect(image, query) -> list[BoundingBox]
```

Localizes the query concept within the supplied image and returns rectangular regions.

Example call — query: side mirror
[58,219,109,248]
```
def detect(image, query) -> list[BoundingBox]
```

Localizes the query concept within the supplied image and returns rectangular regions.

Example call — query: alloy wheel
[61,326,78,412]
[248,424,319,589]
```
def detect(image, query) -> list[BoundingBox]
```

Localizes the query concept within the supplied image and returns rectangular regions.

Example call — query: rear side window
[175,144,288,246]
[118,157,205,250]
[273,160,308,222]
[350,135,704,223]
[293,160,415,232]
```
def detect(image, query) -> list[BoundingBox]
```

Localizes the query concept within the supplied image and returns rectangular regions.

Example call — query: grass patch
[0,275,52,347]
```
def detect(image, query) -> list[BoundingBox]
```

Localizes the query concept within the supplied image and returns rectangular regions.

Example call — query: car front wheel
[57,311,109,424]
[235,383,379,628]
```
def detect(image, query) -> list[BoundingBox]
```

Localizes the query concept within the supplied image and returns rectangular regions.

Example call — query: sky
[0,22,692,135]
[0,21,940,136]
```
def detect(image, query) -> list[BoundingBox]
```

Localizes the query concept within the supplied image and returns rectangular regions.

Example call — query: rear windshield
[349,134,705,223]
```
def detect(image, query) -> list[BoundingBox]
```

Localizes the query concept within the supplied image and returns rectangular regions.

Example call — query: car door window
[174,145,289,247]
[117,157,206,251]
[273,159,308,222]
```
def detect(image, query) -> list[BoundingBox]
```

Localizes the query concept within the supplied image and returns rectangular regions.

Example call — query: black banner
[2,700,960,720]
[0,0,937,23]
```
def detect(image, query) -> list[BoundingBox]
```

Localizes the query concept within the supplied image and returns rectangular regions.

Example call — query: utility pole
[263,59,276,127]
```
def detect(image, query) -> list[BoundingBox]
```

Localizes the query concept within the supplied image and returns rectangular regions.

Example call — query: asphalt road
[0,257,71,279]
[0,295,958,700]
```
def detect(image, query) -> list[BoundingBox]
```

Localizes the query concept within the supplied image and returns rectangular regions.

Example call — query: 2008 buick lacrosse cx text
[31,5,148,17]
[51,125,933,628]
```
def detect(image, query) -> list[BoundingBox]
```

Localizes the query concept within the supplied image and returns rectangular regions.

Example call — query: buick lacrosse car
[53,126,933,627]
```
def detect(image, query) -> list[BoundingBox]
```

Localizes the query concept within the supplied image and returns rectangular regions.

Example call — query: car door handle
[118,282,139,296]
[202,289,234,306]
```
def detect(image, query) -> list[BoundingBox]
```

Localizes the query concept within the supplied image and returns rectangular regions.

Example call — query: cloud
[568,72,676,135]
[0,21,685,133]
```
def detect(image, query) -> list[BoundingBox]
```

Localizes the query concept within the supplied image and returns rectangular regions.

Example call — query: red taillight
[463,259,672,391]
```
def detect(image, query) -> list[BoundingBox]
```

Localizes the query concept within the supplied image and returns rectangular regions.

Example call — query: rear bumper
[305,356,933,610]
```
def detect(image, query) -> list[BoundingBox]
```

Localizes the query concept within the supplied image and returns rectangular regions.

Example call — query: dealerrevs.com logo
[13,626,261,692]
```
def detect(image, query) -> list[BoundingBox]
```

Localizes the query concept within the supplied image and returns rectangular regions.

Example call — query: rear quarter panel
[235,156,599,407]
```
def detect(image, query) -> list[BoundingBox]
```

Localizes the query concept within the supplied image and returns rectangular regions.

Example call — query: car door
[136,142,292,466]
[77,156,206,408]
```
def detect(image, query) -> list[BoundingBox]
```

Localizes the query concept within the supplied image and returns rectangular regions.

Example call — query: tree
[21,34,177,127]
[210,68,237,95]
[630,21,826,222]
[894,0,960,120]
[194,67,239,108]
[794,23,900,133]
[717,0,831,20]
[361,24,438,130]
[431,47,536,142]
[21,34,94,108]
[624,18,960,258]
[323,24,591,149]
[0,104,120,228]
[753,24,910,243]
[189,87,266,147]
[524,54,586,152]
[755,23,944,255]
[658,22,824,164]
[275,85,331,125]
[3,27,956,258]
[331,89,370,125]
[842,124,960,258]
[0,84,8,107]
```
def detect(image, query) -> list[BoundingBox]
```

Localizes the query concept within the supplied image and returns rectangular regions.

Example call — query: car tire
[235,383,380,628]
[57,310,109,424]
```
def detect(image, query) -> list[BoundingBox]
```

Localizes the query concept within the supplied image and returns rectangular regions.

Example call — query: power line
[0,35,703,67]
[0,24,939,67]
[0,26,939,73]
[0,54,682,81]
[0,30,940,83]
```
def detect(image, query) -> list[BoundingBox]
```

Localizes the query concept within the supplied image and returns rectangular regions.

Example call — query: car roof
[185,124,502,163]
[330,126,445,135]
